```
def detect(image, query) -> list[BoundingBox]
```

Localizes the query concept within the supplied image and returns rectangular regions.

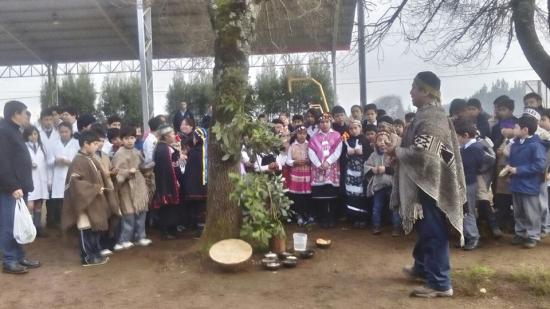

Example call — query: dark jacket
[509,135,546,195]
[172,110,194,132]
[0,120,33,194]
[476,111,491,138]
[460,141,485,185]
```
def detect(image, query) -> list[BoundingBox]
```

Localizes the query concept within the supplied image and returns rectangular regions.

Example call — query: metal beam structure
[92,0,137,57]
[357,0,367,107]
[332,0,342,107]
[0,53,332,78]
[137,0,154,130]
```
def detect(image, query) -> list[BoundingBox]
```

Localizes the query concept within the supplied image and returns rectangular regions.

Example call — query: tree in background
[372,95,405,120]
[254,63,284,117]
[40,81,57,111]
[166,72,214,118]
[470,79,525,115]
[255,58,334,119]
[98,75,142,126]
[57,72,96,115]
[362,0,550,88]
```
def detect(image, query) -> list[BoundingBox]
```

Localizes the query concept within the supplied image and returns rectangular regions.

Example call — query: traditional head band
[414,77,442,103]
[523,108,541,121]
[319,112,333,121]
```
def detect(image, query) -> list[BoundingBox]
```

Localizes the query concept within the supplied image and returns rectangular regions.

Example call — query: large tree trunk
[200,0,259,254]
[512,0,550,89]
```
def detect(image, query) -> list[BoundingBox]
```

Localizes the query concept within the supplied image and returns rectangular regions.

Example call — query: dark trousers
[0,194,25,266]
[493,193,514,231]
[412,190,452,291]
[315,198,337,224]
[289,193,311,219]
[182,200,206,229]
[79,228,102,263]
[46,198,63,228]
[159,205,179,235]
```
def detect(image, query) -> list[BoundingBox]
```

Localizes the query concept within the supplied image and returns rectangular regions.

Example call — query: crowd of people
[0,71,548,298]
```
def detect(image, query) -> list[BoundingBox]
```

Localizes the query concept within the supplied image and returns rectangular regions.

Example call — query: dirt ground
[1,224,549,309]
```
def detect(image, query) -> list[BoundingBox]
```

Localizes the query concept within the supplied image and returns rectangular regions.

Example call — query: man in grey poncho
[387,71,466,298]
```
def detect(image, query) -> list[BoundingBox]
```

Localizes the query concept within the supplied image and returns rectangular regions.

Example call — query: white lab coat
[38,126,60,182]
[26,142,50,201]
[50,138,80,199]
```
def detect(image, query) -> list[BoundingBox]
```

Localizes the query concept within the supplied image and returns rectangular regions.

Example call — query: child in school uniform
[112,126,152,250]
[23,126,49,237]
[286,126,312,226]
[365,130,400,236]
[503,116,547,248]
[62,131,116,266]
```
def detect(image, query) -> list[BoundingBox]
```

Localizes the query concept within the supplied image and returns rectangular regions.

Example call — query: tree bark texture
[513,0,550,89]
[200,0,259,254]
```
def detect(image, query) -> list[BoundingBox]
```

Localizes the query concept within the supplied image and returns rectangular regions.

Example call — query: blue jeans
[412,190,452,291]
[372,187,400,227]
[118,212,147,243]
[0,194,25,266]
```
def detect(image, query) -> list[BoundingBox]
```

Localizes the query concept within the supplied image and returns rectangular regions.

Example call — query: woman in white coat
[48,122,79,229]
[23,126,50,237]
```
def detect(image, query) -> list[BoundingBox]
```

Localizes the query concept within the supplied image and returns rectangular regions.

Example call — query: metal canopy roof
[0,0,357,66]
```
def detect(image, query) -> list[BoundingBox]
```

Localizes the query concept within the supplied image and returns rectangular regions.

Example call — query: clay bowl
[315,238,332,249]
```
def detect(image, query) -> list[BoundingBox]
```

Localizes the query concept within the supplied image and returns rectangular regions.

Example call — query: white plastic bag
[13,199,37,244]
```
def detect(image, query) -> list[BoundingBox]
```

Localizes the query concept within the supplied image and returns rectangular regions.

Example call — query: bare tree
[362,0,550,88]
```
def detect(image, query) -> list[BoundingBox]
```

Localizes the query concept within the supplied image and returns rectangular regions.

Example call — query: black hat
[414,71,441,102]
[415,71,440,91]
[77,113,96,132]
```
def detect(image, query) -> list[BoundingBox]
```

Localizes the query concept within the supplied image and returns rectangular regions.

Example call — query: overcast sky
[0,6,546,123]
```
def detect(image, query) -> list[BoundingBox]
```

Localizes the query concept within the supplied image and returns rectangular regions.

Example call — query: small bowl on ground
[316,238,332,249]
[262,257,278,265]
[278,251,296,259]
[282,259,298,268]
[263,261,281,271]
[298,249,315,259]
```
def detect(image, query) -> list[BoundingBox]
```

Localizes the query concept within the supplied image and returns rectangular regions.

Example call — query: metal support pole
[357,0,367,108]
[331,49,338,108]
[137,0,154,130]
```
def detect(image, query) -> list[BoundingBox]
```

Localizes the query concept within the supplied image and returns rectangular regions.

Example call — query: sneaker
[305,217,316,226]
[523,238,538,249]
[511,235,525,246]
[297,217,305,227]
[121,241,134,249]
[410,286,453,298]
[135,238,152,247]
[82,256,109,267]
[463,239,479,251]
[113,243,125,251]
[100,249,113,257]
[372,225,382,235]
[541,232,548,239]
[491,227,503,239]
[3,263,28,275]
[402,265,426,282]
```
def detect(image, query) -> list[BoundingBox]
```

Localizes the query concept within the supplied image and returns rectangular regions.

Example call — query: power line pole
[357,0,367,108]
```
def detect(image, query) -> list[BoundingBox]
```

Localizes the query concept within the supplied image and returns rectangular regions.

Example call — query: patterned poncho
[390,103,466,243]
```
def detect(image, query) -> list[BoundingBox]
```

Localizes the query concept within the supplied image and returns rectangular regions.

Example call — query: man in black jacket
[0,101,41,274]
[172,101,194,132]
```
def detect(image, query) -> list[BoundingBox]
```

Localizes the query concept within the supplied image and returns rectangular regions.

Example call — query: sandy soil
[1,225,549,309]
